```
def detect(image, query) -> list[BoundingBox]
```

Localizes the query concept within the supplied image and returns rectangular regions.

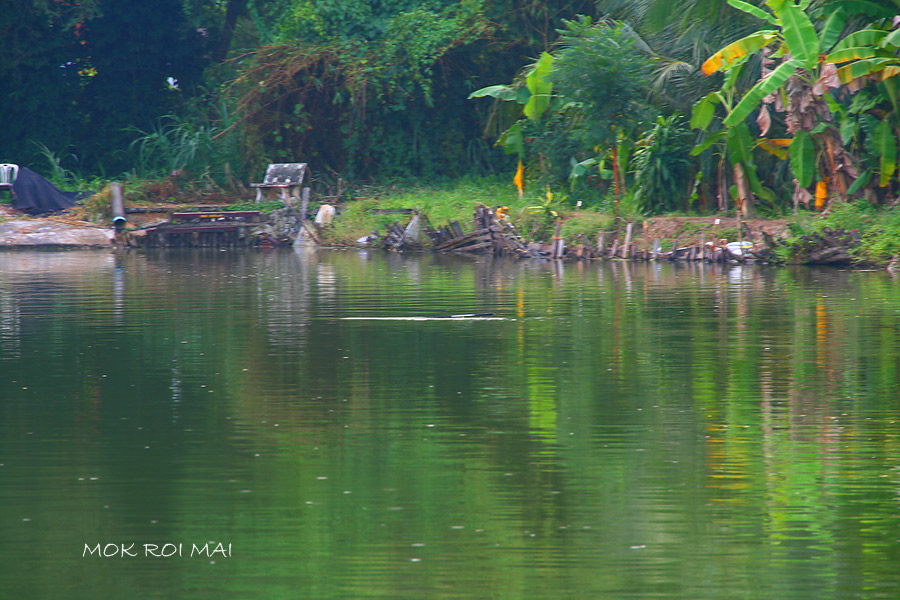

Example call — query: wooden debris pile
[430,206,531,256]
[380,205,533,256]
[381,215,425,251]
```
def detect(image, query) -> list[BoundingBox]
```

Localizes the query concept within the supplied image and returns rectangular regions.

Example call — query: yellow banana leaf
[702,32,777,76]
[758,138,790,159]
[836,58,897,84]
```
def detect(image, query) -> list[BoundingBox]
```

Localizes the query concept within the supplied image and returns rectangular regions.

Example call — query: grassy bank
[775,201,900,266]
[324,176,617,247]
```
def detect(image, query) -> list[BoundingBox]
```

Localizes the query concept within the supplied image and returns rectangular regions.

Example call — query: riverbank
[4,175,900,267]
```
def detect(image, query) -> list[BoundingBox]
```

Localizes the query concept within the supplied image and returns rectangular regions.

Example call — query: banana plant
[696,0,900,209]
[690,58,771,216]
[469,52,557,193]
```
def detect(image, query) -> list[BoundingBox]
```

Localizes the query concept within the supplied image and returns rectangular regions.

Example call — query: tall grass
[126,101,246,186]
[32,142,104,191]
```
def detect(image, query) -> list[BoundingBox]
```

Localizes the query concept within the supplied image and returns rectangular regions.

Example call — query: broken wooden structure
[126,210,265,248]
[378,205,534,256]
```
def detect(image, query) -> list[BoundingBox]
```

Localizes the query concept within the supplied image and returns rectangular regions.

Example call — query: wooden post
[552,221,563,259]
[300,187,310,221]
[610,239,619,259]
[623,223,633,260]
[700,232,706,262]
[670,238,678,261]
[652,238,661,260]
[597,232,606,258]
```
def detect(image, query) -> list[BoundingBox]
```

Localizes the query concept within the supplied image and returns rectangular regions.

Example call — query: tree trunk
[733,163,754,218]
[214,0,246,62]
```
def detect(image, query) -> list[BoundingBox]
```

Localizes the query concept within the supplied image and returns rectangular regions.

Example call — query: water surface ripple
[1,249,899,599]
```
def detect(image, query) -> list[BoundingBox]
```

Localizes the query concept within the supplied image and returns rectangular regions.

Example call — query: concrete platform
[0,220,114,247]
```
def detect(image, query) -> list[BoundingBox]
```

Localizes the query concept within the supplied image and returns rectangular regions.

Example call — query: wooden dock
[126,210,268,248]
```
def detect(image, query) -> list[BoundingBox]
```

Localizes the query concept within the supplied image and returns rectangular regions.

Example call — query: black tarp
[11,167,93,214]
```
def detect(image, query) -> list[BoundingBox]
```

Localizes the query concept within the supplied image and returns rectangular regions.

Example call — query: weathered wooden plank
[434,228,491,250]
[451,240,494,253]
[171,211,261,222]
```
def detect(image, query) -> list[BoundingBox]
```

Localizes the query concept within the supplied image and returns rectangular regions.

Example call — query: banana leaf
[836,58,898,84]
[727,0,778,25]
[823,0,890,17]
[830,29,888,53]
[790,130,816,188]
[846,168,872,195]
[818,8,846,51]
[468,85,519,102]
[873,120,897,186]
[724,59,800,127]
[498,121,524,156]
[691,92,721,130]
[702,31,777,75]
[758,139,789,159]
[825,47,889,64]
[690,130,728,156]
[840,115,857,145]
[523,52,554,121]
[883,29,900,48]
[777,1,819,70]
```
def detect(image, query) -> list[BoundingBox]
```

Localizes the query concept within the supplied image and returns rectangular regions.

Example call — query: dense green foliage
[470,0,900,216]
[1,0,597,185]
[1,0,209,174]
[5,0,900,222]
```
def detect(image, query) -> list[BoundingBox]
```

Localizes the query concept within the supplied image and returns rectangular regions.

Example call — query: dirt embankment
[639,216,790,246]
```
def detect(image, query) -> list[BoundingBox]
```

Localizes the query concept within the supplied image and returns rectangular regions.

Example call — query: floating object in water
[341,313,505,321]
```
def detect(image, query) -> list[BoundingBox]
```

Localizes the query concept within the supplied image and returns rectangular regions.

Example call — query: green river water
[2,249,900,599]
